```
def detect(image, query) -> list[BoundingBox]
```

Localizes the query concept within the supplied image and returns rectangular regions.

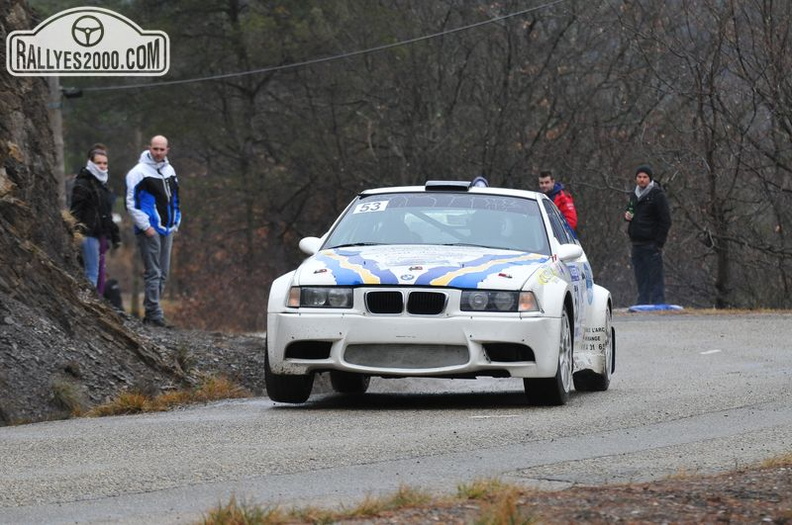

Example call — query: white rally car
[266,181,615,405]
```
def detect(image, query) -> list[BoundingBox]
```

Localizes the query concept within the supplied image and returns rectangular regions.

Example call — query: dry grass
[457,478,512,500]
[474,490,537,525]
[200,497,283,524]
[458,479,537,525]
[85,374,251,417]
[197,478,536,525]
[344,484,433,518]
[761,452,792,468]
[191,375,250,402]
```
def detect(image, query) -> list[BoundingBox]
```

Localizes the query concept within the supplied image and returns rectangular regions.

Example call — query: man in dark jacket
[624,164,671,304]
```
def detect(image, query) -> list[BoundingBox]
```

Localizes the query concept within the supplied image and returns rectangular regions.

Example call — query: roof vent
[424,180,471,191]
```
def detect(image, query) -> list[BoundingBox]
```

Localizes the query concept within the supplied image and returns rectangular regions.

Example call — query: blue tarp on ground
[628,304,684,312]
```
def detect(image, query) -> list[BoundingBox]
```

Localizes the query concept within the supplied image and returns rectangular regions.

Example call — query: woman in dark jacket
[70,147,120,294]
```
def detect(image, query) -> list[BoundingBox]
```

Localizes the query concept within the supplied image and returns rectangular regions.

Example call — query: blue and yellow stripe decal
[316,250,398,285]
[315,250,547,288]
[418,253,547,287]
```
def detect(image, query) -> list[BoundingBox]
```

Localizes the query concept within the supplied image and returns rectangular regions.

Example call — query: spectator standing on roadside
[624,164,672,305]
[538,170,578,232]
[125,135,181,327]
[70,145,121,294]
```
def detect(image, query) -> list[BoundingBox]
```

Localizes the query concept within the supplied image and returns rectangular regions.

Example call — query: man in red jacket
[538,170,578,232]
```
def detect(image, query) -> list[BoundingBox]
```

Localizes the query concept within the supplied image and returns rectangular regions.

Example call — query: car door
[542,199,588,342]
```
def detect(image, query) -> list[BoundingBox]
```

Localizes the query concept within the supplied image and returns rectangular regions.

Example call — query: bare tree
[48,0,792,329]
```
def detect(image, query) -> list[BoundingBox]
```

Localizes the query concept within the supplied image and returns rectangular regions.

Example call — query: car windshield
[323,192,551,255]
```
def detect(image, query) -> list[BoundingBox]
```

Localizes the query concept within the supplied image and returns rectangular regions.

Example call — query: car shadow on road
[269,390,550,411]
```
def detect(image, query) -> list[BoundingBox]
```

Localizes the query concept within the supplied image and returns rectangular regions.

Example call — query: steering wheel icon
[71,15,104,47]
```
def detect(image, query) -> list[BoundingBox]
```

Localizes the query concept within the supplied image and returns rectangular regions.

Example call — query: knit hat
[635,164,653,180]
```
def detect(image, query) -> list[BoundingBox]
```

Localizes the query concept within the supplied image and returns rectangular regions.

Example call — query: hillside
[0,0,188,425]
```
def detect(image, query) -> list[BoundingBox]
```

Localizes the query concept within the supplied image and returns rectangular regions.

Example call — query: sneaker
[142,316,167,328]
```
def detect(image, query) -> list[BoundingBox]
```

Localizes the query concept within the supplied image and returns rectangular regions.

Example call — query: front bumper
[267,311,562,379]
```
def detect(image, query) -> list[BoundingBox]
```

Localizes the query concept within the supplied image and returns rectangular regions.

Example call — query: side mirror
[557,243,583,262]
[298,236,322,255]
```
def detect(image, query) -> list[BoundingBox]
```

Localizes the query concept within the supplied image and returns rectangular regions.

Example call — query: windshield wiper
[328,242,382,249]
[441,242,489,247]
[442,242,516,250]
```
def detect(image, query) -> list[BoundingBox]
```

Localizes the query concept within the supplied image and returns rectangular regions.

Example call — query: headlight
[327,288,352,307]
[461,290,539,312]
[465,291,491,310]
[287,287,353,308]
[493,291,515,311]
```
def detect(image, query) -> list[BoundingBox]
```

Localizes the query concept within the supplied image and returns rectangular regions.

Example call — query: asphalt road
[1,312,791,524]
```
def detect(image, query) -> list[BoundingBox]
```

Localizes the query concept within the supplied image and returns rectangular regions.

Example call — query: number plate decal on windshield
[353,201,389,214]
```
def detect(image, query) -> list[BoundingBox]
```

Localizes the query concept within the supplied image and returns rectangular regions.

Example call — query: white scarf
[86,160,108,184]
[634,180,655,201]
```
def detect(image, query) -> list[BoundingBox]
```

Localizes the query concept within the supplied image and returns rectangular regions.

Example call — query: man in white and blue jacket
[125,135,181,327]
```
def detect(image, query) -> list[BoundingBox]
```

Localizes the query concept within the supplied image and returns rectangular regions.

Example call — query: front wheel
[524,308,573,406]
[264,344,314,403]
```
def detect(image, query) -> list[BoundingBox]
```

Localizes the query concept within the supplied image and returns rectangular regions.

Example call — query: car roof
[358,182,546,202]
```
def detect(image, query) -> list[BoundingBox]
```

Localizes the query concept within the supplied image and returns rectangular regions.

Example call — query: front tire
[264,344,314,403]
[524,308,573,406]
[329,371,371,394]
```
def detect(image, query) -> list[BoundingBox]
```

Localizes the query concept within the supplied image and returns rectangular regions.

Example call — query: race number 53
[353,201,389,214]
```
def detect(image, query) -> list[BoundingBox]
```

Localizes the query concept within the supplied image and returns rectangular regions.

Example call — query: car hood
[293,245,552,289]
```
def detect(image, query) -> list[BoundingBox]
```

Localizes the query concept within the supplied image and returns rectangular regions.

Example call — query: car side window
[542,199,575,245]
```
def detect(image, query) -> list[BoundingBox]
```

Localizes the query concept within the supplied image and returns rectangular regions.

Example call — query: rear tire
[574,307,613,392]
[264,344,314,403]
[524,308,573,406]
[329,371,371,394]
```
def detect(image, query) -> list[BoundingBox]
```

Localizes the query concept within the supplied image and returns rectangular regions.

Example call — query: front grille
[366,291,403,313]
[345,344,468,368]
[407,291,446,315]
[365,290,448,315]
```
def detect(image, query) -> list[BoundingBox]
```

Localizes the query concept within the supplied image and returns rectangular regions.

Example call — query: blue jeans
[81,236,100,287]
[631,242,665,304]
[137,232,174,321]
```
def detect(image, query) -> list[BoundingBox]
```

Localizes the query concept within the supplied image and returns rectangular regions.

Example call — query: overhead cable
[82,0,566,92]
